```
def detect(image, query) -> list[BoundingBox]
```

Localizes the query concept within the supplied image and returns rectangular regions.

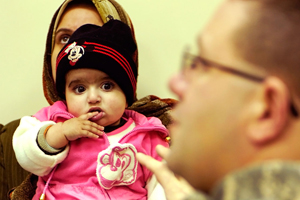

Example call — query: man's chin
[165,146,183,174]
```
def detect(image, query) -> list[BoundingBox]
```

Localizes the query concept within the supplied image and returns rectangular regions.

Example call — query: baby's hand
[62,112,104,141]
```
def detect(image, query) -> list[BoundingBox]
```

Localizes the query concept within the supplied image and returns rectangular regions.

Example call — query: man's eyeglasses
[181,50,298,117]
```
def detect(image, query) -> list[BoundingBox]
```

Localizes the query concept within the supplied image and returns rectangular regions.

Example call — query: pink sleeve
[33,101,73,122]
[137,130,169,182]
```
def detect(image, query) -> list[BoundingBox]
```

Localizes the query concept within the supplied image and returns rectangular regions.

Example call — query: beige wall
[0,0,222,125]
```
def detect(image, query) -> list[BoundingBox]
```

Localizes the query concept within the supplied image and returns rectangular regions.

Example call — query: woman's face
[51,5,104,81]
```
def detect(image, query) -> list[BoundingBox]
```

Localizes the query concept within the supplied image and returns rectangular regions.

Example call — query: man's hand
[137,145,195,200]
[46,112,104,148]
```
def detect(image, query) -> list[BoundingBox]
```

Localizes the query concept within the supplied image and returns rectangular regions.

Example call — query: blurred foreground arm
[137,145,195,200]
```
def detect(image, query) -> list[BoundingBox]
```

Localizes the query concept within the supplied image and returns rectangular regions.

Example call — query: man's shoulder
[211,161,300,200]
[185,191,211,200]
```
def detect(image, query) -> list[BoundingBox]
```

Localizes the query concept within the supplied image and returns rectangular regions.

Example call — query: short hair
[232,0,300,94]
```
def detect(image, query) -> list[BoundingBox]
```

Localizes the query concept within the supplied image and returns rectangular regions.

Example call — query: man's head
[166,0,300,193]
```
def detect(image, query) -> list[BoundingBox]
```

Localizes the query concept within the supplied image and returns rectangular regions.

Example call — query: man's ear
[247,76,290,144]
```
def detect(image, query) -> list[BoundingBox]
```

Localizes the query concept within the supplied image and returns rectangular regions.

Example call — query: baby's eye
[74,85,86,94]
[101,82,114,91]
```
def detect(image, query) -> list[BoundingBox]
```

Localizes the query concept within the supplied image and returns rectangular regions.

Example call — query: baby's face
[65,68,127,127]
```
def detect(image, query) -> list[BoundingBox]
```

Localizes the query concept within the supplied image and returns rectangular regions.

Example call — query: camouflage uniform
[186,161,300,200]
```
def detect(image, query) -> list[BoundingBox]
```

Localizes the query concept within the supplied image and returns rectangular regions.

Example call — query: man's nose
[168,72,188,100]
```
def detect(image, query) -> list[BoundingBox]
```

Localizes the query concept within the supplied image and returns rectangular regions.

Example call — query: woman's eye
[74,85,86,94]
[60,35,70,44]
[101,82,114,91]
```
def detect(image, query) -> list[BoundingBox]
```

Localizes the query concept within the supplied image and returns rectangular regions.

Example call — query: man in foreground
[138,0,300,199]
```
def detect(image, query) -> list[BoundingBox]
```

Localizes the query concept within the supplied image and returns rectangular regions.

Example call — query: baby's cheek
[67,102,84,117]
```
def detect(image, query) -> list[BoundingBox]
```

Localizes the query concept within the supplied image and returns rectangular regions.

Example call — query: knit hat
[43,0,138,105]
[55,20,137,106]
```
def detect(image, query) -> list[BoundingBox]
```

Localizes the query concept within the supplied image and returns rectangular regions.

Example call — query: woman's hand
[46,112,104,148]
[137,145,195,200]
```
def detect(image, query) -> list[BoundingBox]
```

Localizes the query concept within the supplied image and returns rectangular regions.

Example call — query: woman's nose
[168,72,188,100]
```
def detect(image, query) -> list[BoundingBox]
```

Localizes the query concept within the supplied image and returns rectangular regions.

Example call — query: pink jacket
[20,101,169,200]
